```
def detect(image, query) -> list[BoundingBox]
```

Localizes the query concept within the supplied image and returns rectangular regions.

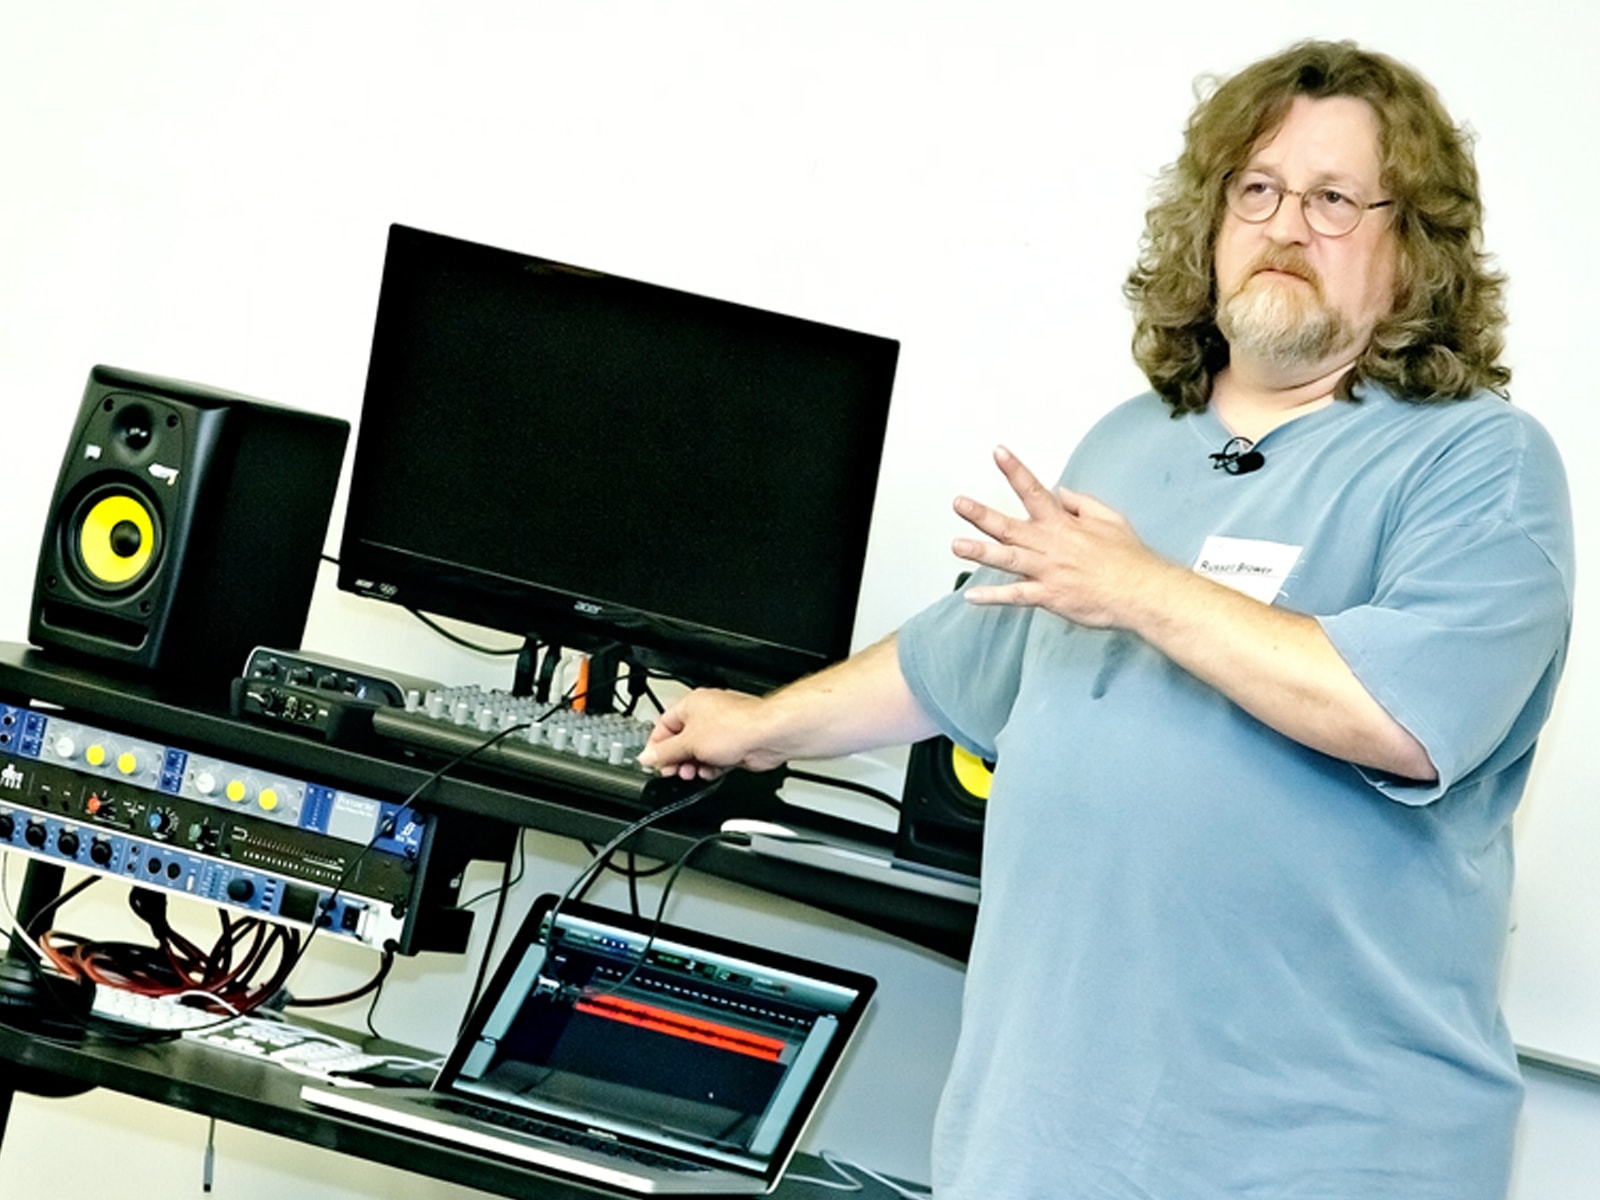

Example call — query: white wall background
[1,2,1597,1197]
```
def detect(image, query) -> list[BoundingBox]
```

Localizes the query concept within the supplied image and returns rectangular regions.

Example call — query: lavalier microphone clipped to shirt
[1209,435,1265,475]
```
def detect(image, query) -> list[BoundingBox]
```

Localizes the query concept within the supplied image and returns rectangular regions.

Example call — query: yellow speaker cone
[950,744,994,800]
[76,492,156,586]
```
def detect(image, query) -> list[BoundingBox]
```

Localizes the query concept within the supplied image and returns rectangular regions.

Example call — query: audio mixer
[0,701,427,951]
[371,684,690,807]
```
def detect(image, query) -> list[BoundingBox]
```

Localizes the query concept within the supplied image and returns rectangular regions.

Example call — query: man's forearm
[759,634,939,761]
[641,634,938,778]
[1125,560,1436,781]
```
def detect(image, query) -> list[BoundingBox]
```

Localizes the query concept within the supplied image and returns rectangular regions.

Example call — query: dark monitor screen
[337,225,899,692]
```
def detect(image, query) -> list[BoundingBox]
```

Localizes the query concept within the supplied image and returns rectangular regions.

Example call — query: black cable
[406,608,523,656]
[0,866,208,1045]
[786,766,903,811]
[580,844,671,882]
[23,874,102,941]
[288,945,396,1010]
[526,781,723,1002]
[363,960,391,1040]
[642,681,670,717]
[535,643,563,704]
[242,716,537,1026]
[457,837,522,1033]
[582,830,738,1001]
[457,830,528,910]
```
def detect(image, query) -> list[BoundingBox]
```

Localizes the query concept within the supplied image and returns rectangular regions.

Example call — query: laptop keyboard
[437,1098,712,1173]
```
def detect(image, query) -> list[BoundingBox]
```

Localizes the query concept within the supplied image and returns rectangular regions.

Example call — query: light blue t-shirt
[898,386,1574,1200]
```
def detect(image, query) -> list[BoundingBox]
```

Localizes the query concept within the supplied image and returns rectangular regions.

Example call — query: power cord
[786,1149,932,1198]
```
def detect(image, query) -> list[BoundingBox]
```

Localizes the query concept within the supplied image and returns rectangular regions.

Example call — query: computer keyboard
[372,687,686,807]
[436,1097,710,1172]
[184,1013,395,1078]
[91,984,231,1031]
[90,986,427,1082]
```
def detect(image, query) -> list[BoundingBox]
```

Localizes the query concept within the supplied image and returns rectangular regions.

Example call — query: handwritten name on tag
[1193,535,1303,604]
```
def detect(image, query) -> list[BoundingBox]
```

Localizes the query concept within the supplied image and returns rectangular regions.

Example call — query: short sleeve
[897,568,1037,761]
[1318,412,1573,804]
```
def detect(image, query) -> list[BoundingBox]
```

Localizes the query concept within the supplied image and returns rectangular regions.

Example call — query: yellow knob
[86,744,107,767]
[117,751,139,775]
[258,789,279,812]
[226,780,248,803]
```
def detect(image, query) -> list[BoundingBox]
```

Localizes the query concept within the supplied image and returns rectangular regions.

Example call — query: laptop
[300,893,876,1194]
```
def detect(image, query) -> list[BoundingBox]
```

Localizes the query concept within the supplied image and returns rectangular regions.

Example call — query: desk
[0,1015,917,1199]
[0,642,976,958]
[0,643,951,1196]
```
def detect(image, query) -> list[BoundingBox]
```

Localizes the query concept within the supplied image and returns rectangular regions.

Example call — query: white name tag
[1193,535,1303,604]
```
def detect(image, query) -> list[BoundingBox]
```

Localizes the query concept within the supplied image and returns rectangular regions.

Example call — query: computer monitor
[337,224,899,697]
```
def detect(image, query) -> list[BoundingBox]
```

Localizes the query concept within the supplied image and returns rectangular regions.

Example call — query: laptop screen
[443,896,875,1173]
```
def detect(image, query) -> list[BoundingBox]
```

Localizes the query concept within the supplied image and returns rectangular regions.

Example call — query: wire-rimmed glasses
[1224,171,1393,238]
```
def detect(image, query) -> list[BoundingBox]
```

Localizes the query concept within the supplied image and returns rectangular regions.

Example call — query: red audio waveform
[575,994,786,1061]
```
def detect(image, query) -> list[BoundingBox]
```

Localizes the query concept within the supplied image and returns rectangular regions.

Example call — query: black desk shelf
[0,640,949,1198]
[0,1016,912,1200]
[0,642,976,959]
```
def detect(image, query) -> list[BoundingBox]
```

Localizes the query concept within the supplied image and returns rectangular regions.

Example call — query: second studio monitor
[896,735,991,880]
[30,365,348,686]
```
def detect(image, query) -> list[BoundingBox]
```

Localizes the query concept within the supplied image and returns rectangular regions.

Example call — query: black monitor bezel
[335,224,899,693]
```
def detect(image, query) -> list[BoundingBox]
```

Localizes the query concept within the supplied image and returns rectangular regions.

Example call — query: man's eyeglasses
[1224,171,1393,238]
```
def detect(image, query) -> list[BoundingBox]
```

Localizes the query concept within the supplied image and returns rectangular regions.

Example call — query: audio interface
[0,701,427,950]
[231,646,443,743]
[239,646,440,707]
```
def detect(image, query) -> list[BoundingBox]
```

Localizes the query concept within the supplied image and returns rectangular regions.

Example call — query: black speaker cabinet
[30,365,349,686]
[895,735,991,878]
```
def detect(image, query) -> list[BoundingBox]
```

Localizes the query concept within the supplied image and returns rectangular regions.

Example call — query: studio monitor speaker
[895,735,991,879]
[30,365,349,686]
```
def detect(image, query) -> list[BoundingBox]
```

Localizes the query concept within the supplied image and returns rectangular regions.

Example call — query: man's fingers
[952,494,1019,545]
[952,532,1030,577]
[962,576,1039,607]
[993,445,1059,521]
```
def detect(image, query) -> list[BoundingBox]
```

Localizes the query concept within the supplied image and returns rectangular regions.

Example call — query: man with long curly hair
[642,39,1573,1199]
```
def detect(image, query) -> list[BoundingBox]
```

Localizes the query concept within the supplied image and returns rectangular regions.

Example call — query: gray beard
[1217,276,1356,371]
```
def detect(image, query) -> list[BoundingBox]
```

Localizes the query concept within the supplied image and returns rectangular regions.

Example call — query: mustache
[1247,249,1319,285]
